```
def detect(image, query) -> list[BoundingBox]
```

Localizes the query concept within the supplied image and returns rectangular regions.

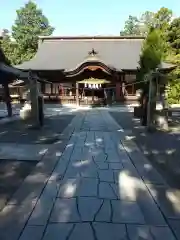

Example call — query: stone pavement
[0,109,178,240]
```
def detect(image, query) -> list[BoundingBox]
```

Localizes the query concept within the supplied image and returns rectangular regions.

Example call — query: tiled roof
[15,36,174,71]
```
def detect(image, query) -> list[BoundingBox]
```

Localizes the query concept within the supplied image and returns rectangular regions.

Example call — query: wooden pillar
[116,84,121,101]
[3,83,12,117]
[122,73,126,101]
[115,74,121,101]
[41,82,45,94]
[29,72,40,127]
[92,89,94,104]
[76,82,79,106]
[147,72,157,131]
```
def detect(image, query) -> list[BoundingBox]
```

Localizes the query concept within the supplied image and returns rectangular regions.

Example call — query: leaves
[166,19,180,104]
[0,37,15,65]
[139,11,155,36]
[1,0,54,65]
[139,29,163,74]
[167,78,180,104]
[120,7,173,38]
[120,7,179,104]
[120,15,142,36]
[12,0,54,51]
[167,17,180,54]
[154,7,172,30]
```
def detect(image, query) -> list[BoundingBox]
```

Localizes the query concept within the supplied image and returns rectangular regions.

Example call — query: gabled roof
[15,36,175,72]
[15,36,144,71]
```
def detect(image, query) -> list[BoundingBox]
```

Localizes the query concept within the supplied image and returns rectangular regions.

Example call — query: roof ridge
[39,35,145,41]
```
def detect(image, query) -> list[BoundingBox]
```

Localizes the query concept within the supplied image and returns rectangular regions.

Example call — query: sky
[1,0,180,36]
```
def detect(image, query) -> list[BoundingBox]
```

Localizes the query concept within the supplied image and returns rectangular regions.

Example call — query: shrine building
[15,36,174,105]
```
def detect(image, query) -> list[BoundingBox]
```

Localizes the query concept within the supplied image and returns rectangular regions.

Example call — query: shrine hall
[15,36,174,105]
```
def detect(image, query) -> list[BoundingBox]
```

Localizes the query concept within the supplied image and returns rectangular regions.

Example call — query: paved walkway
[0,109,178,240]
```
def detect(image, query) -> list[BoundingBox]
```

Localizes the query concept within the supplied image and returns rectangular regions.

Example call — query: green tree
[1,36,20,65]
[166,54,180,104]
[120,7,173,38]
[167,17,180,54]
[139,11,155,36]
[137,28,163,103]
[0,38,11,64]
[154,7,172,30]
[139,28,164,74]
[167,77,180,104]
[166,18,180,103]
[154,7,173,55]
[137,29,164,125]
[11,0,54,63]
[120,15,141,36]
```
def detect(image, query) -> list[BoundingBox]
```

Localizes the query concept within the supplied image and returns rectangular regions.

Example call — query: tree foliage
[165,18,180,103]
[154,7,172,30]
[1,0,54,65]
[167,76,180,104]
[120,15,141,36]
[120,7,173,38]
[138,28,164,91]
[120,7,180,104]
[139,11,155,36]
[139,29,164,72]
[154,8,173,55]
[0,39,11,64]
[12,0,54,52]
[1,36,19,65]
[167,17,180,54]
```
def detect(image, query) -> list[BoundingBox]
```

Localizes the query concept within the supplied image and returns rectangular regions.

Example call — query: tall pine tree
[12,0,54,63]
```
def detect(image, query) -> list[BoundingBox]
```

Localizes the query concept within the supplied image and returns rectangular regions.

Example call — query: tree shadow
[110,110,180,190]
[0,114,75,144]
[0,110,179,240]
[0,110,81,240]
[0,138,69,240]
[0,160,36,211]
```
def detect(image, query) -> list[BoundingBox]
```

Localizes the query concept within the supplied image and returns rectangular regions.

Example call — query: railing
[0,84,138,104]
[43,94,76,104]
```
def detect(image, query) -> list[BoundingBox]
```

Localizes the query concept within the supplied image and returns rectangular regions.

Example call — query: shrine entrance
[32,48,125,106]
[78,78,114,106]
[61,48,119,106]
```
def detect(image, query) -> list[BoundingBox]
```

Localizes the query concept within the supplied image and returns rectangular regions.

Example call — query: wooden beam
[92,89,95,104]
[76,82,79,106]
[3,83,12,117]
[28,71,40,127]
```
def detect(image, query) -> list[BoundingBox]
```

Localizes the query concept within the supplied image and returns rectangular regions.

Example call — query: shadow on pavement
[0,160,36,211]
[0,114,75,144]
[110,111,180,190]
[0,110,180,239]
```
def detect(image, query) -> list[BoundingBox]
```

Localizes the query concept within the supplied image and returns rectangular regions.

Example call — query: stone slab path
[0,109,178,240]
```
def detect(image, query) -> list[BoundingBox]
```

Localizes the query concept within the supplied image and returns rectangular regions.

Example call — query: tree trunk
[3,83,12,117]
